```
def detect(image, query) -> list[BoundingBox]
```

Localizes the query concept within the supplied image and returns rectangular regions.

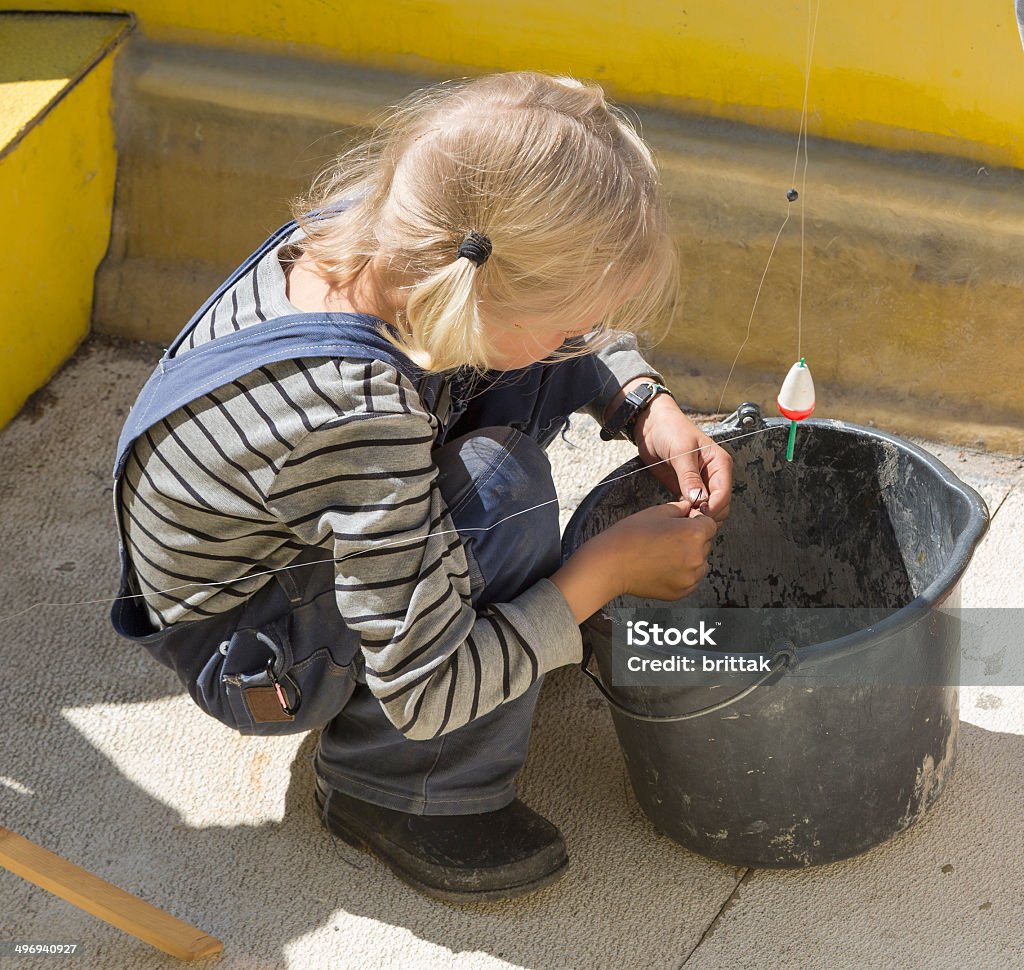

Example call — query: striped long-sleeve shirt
[121,224,661,739]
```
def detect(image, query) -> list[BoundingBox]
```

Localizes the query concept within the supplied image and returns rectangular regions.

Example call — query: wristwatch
[600,380,674,443]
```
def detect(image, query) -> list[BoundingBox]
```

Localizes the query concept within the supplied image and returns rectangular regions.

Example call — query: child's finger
[675,510,718,539]
[665,499,695,517]
[703,450,733,503]
[672,462,708,507]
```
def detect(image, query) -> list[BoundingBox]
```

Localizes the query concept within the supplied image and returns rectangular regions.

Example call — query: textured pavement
[0,336,1020,969]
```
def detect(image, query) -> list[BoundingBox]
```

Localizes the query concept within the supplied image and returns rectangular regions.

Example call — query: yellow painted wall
[3,1,1023,168]
[0,14,127,428]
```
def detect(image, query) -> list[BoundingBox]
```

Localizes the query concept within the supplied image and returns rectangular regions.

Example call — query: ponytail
[392,254,495,372]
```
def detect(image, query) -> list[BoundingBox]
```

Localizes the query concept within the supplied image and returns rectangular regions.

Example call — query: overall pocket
[120,545,360,736]
[220,586,359,737]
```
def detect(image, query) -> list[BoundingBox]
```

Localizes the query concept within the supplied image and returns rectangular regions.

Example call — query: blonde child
[111,70,731,902]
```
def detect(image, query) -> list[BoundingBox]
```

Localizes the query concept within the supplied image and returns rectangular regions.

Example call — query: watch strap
[599,381,673,442]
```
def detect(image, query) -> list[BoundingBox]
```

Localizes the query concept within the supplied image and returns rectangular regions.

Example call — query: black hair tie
[456,230,492,267]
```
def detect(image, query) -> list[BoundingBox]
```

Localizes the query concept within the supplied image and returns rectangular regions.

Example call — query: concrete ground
[1,336,1021,970]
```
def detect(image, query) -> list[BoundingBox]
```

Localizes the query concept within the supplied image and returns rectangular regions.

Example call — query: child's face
[483,311,604,371]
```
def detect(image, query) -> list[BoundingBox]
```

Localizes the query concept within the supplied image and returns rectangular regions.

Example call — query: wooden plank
[0,827,223,961]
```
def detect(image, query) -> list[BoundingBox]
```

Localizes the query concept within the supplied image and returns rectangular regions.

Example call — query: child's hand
[631,391,733,523]
[600,502,719,600]
[551,503,717,622]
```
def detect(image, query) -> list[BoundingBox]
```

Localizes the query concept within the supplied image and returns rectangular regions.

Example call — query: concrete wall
[4,0,1023,169]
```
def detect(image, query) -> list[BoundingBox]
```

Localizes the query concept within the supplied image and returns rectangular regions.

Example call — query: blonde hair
[293,71,679,373]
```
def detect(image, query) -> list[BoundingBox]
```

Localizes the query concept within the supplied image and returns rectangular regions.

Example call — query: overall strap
[166,218,301,358]
[168,199,356,358]
[114,314,433,479]
[113,199,448,479]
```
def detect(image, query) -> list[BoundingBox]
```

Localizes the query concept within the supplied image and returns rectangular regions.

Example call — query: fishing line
[0,425,780,627]
[796,0,821,360]
[717,0,821,413]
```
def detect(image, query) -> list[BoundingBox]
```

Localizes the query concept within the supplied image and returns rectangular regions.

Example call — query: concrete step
[0,12,133,430]
[95,39,1024,450]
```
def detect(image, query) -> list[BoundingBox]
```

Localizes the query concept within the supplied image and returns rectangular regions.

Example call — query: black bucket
[562,403,989,867]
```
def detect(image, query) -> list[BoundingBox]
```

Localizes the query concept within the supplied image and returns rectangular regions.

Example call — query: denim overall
[110,217,609,814]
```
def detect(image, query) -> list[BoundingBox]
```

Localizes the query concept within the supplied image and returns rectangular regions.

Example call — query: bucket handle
[580,643,797,723]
